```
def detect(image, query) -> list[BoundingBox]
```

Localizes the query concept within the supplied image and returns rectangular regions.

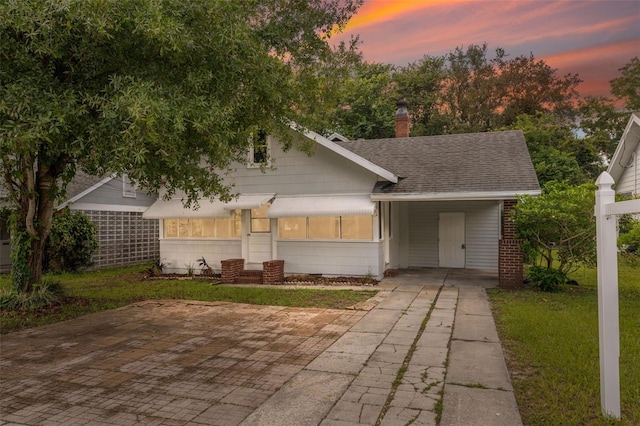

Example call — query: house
[144,105,541,286]
[0,172,159,272]
[607,112,640,197]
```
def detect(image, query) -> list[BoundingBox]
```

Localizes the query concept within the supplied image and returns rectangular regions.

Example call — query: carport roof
[335,130,541,200]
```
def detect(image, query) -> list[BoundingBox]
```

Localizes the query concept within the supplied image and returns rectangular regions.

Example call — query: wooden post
[594,171,620,420]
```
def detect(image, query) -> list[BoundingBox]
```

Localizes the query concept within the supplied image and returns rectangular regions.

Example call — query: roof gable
[294,125,398,184]
[607,112,640,184]
[335,130,541,199]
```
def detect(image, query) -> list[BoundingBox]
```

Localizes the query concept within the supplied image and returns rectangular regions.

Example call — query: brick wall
[499,200,523,288]
[221,259,245,284]
[82,210,159,269]
[263,260,284,285]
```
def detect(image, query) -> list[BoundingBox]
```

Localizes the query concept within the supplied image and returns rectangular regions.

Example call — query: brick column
[262,260,284,285]
[499,200,524,288]
[221,259,244,284]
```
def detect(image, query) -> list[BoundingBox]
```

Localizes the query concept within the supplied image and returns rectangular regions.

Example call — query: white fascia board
[67,203,149,213]
[607,113,640,182]
[371,190,542,202]
[293,124,399,184]
[57,175,115,210]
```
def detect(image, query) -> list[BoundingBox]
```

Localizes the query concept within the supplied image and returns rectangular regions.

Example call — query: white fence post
[594,171,620,420]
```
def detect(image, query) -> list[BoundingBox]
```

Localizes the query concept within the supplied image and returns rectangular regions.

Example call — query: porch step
[234,269,263,284]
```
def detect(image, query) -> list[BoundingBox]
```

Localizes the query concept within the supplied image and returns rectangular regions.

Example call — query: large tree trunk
[12,159,59,292]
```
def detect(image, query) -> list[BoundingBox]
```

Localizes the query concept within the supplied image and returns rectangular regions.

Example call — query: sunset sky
[332,0,640,100]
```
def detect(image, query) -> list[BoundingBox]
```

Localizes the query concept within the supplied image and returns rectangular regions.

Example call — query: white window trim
[122,174,136,198]
[247,134,271,168]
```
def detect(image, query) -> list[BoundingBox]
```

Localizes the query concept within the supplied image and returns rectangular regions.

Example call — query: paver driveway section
[0,300,366,425]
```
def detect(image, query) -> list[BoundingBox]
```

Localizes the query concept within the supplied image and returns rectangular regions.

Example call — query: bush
[45,210,98,272]
[527,265,567,292]
[618,219,640,254]
[0,280,65,310]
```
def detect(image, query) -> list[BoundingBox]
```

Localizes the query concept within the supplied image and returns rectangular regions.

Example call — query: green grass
[489,258,640,425]
[0,265,377,335]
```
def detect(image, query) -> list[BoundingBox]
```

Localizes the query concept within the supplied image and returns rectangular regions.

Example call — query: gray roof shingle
[335,130,540,195]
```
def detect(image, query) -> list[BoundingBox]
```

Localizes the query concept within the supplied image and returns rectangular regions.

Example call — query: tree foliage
[610,56,640,111]
[45,210,98,272]
[511,182,597,275]
[0,0,361,289]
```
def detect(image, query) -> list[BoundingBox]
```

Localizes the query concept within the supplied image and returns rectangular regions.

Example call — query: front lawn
[490,259,640,425]
[0,265,377,334]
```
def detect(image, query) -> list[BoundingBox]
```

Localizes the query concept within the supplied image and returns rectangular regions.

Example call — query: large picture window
[164,211,241,238]
[278,215,373,240]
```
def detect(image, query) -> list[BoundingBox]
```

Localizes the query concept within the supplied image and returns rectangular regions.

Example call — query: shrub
[527,265,567,292]
[0,280,65,310]
[45,209,98,272]
[618,220,640,254]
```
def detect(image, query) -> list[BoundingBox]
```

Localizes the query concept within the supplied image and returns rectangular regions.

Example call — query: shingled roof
[0,170,108,209]
[334,130,540,199]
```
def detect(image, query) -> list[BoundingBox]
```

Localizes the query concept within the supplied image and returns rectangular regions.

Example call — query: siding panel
[278,241,383,277]
[160,240,241,274]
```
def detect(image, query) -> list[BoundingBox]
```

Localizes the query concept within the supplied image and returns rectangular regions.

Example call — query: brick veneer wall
[81,210,159,269]
[221,259,245,284]
[263,260,285,285]
[499,200,524,288]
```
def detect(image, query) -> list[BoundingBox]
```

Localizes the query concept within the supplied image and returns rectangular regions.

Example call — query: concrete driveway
[0,269,521,425]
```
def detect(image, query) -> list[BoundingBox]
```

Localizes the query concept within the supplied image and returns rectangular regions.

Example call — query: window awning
[142,194,275,219]
[223,194,274,210]
[142,199,230,219]
[267,195,375,218]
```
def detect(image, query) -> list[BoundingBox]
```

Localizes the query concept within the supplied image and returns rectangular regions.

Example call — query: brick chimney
[395,100,409,138]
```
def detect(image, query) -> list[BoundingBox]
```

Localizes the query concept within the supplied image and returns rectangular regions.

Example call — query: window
[247,131,270,168]
[278,217,306,239]
[164,211,241,238]
[278,215,373,240]
[250,203,271,233]
[122,174,136,198]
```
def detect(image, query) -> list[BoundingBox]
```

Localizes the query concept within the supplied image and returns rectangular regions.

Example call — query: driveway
[0,300,367,425]
[0,269,521,425]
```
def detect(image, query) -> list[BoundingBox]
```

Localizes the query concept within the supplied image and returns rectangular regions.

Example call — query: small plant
[146,258,166,276]
[0,280,65,311]
[197,257,214,276]
[527,265,567,292]
[185,263,195,277]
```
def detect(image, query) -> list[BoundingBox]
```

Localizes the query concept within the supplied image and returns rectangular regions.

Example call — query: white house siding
[225,138,378,195]
[277,240,384,278]
[404,200,499,270]
[160,239,241,274]
[616,147,639,197]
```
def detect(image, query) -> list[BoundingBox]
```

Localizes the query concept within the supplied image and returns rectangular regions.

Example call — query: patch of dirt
[282,274,378,286]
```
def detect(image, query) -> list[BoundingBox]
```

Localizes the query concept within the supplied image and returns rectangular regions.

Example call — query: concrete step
[234,269,263,284]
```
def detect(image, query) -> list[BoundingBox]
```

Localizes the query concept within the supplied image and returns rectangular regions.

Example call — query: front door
[247,204,272,266]
[439,212,465,268]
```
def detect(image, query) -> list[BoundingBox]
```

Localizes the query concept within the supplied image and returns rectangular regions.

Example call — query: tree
[393,55,446,135]
[610,57,640,111]
[332,61,398,139]
[577,96,627,163]
[439,44,502,133]
[0,0,361,290]
[511,181,597,275]
[496,53,581,126]
[508,113,586,185]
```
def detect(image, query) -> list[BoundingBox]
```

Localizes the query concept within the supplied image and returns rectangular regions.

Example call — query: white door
[439,212,465,268]
[246,205,272,267]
